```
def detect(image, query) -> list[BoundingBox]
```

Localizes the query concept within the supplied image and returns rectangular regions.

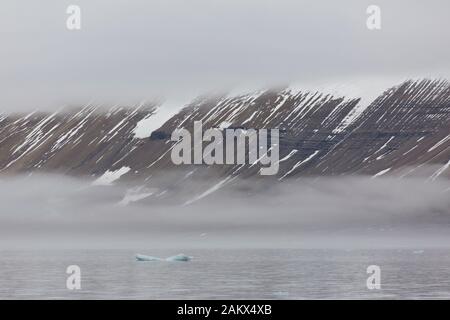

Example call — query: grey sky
[1,0,449,111]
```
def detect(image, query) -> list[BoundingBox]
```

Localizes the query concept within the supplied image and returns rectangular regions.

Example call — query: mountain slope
[0,79,448,185]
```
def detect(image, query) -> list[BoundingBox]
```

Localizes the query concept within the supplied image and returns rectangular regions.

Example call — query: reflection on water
[0,249,450,299]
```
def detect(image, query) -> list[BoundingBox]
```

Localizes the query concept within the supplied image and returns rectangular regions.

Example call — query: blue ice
[135,253,192,262]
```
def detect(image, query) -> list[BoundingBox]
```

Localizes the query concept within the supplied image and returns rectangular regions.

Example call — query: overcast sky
[1,0,449,111]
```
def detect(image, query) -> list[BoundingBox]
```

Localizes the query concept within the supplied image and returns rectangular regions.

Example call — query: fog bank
[0,174,449,249]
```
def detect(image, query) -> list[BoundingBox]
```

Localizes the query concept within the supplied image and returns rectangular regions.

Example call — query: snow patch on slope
[430,160,450,181]
[184,176,235,205]
[428,135,450,152]
[93,167,131,186]
[280,150,319,180]
[219,121,232,129]
[118,186,154,205]
[133,99,189,139]
[372,168,391,178]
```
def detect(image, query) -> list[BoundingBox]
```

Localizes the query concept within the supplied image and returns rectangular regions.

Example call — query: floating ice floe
[166,254,192,262]
[135,254,162,261]
[135,253,192,262]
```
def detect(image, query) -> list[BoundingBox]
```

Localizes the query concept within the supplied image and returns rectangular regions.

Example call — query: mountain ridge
[0,79,448,186]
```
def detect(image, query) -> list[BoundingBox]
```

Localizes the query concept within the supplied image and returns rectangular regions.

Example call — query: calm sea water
[0,249,449,299]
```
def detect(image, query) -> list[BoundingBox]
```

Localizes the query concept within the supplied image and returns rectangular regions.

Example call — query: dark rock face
[150,131,171,140]
[0,79,449,183]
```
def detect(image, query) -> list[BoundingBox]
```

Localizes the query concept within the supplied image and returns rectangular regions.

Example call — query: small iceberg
[135,254,162,261]
[135,253,192,262]
[166,254,192,262]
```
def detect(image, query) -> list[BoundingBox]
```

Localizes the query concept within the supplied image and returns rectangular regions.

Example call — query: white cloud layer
[1,0,449,111]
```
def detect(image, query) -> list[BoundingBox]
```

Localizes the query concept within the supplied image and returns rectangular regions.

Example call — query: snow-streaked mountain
[0,79,449,189]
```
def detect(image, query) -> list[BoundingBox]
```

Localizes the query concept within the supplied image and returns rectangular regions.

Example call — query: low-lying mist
[0,174,449,250]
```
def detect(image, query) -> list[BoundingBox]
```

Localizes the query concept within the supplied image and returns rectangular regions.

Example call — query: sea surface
[1,249,449,299]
